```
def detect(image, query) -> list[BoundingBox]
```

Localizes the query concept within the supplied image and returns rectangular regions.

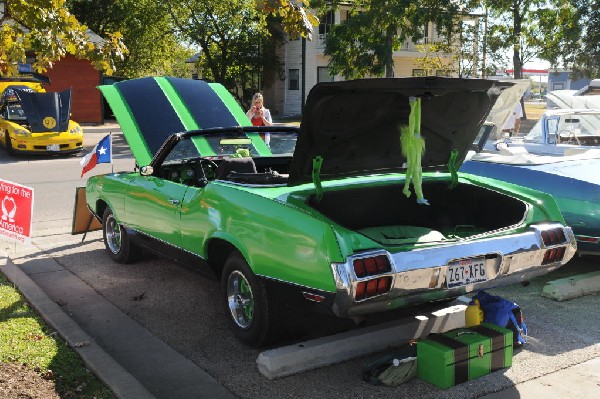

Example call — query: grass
[524,102,546,120]
[0,272,114,398]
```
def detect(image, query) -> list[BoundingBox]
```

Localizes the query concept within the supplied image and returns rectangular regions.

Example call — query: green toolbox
[417,323,513,389]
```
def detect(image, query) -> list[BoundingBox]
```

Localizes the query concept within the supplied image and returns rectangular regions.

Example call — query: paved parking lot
[1,124,599,398]
[3,224,599,398]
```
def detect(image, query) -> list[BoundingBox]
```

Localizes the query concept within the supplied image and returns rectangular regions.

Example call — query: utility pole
[481,3,488,78]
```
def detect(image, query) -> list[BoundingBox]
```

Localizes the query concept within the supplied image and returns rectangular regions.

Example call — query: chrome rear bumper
[330,223,576,317]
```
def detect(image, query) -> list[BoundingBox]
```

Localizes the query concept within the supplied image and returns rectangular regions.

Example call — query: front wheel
[221,252,284,347]
[4,131,15,155]
[102,207,141,264]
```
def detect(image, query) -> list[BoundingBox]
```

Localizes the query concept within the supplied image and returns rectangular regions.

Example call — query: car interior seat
[215,157,257,180]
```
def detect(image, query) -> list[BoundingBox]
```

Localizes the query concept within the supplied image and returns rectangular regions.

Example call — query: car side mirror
[140,165,153,176]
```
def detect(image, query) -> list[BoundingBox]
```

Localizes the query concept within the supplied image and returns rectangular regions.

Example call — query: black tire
[102,207,141,264]
[221,252,284,347]
[4,131,15,155]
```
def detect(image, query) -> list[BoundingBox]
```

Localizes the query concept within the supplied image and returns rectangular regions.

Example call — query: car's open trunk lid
[288,77,512,187]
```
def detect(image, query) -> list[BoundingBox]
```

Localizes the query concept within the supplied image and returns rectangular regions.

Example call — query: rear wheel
[221,252,284,347]
[102,207,141,263]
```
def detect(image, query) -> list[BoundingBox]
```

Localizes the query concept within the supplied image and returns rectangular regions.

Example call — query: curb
[541,271,600,301]
[0,250,156,399]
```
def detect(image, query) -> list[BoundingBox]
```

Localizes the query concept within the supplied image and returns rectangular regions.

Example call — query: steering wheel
[186,158,218,181]
[558,129,580,145]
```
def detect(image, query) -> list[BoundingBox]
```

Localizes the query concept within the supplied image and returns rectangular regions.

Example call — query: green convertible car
[83,76,576,346]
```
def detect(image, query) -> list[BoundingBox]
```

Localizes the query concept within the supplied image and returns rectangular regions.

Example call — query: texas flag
[80,134,112,177]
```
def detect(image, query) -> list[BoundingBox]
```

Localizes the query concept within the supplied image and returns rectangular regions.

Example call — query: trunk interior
[309,181,527,245]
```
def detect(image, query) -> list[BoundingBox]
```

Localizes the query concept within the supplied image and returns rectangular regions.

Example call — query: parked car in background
[547,79,600,110]
[80,76,576,346]
[0,74,83,155]
[483,109,600,156]
[463,124,600,256]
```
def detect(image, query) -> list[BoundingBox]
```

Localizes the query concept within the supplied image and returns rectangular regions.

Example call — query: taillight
[355,276,392,301]
[575,235,599,244]
[541,228,566,246]
[542,246,566,265]
[353,255,391,278]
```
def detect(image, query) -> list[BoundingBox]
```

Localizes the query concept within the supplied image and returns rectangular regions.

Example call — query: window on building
[553,83,565,90]
[317,67,333,83]
[412,69,426,77]
[436,70,451,77]
[288,69,299,90]
[319,11,335,35]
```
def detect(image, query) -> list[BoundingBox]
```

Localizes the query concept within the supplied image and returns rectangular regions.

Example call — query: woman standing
[246,93,273,127]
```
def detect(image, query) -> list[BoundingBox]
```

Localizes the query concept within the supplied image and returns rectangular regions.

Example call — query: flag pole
[110,132,114,174]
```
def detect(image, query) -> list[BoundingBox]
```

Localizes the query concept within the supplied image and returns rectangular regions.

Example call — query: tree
[261,0,319,39]
[568,0,599,77]
[484,0,582,79]
[319,0,461,79]
[167,0,288,104]
[489,0,597,79]
[68,0,193,78]
[0,0,126,76]
[414,16,481,78]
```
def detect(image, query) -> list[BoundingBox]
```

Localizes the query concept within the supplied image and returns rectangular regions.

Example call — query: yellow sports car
[0,75,83,155]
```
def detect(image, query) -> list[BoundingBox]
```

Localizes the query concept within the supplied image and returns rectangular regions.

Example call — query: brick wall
[45,54,103,124]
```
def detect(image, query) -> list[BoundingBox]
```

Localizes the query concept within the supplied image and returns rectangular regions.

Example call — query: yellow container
[465,299,484,327]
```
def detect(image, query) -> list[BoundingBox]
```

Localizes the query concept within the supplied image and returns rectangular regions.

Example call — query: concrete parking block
[257,301,467,380]
[541,271,600,301]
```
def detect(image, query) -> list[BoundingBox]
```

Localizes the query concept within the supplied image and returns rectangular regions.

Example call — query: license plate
[447,257,487,288]
[46,144,60,151]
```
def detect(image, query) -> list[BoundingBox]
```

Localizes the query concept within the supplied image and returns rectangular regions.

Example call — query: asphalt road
[1,128,599,399]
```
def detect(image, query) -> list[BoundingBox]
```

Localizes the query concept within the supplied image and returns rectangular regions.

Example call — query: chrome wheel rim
[226,270,254,329]
[105,214,122,254]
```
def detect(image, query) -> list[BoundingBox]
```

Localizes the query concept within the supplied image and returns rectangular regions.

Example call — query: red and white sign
[0,178,34,244]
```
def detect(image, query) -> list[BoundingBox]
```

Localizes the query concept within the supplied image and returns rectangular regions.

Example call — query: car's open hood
[485,79,529,134]
[98,77,251,166]
[288,77,511,186]
[15,89,71,133]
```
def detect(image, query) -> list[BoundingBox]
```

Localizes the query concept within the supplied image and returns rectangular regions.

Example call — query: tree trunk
[512,0,523,79]
[385,25,395,78]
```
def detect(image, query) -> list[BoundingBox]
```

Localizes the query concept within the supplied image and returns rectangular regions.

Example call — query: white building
[263,7,457,117]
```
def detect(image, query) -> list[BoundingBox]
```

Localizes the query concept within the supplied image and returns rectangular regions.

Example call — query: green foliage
[261,0,319,39]
[486,0,598,78]
[68,0,193,78]
[0,274,113,398]
[414,19,480,78]
[485,0,582,78]
[321,0,461,79]
[169,0,286,104]
[570,0,600,77]
[0,0,126,76]
[414,42,456,77]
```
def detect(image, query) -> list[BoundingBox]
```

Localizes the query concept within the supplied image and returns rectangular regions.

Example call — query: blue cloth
[474,291,528,345]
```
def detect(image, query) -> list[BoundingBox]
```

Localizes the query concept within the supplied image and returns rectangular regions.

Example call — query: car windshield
[526,112,600,142]
[163,130,298,166]
[5,104,27,121]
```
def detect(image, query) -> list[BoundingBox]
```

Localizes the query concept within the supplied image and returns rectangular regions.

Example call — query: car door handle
[168,198,180,205]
